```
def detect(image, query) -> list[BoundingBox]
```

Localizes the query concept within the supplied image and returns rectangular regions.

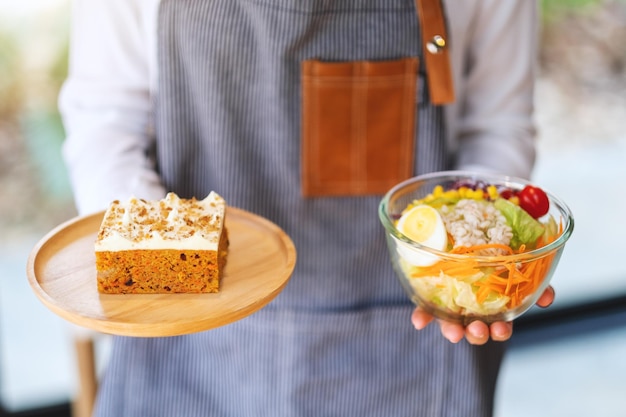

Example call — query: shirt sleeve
[444,0,538,179]
[59,0,164,215]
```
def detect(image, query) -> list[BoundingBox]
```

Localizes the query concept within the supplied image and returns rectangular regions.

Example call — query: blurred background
[0,0,625,416]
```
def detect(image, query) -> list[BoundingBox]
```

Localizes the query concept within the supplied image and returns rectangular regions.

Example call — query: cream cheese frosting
[95,191,226,252]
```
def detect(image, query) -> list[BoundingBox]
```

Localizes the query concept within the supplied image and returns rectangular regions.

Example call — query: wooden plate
[27,207,296,337]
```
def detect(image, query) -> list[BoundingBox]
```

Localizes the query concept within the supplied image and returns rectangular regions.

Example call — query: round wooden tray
[27,207,296,337]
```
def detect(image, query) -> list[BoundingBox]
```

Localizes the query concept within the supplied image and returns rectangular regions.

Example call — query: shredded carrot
[447,232,456,247]
[450,243,514,256]
[412,260,479,277]
[475,279,505,299]
[402,219,563,308]
[476,284,492,304]
[406,227,562,310]
[504,265,514,295]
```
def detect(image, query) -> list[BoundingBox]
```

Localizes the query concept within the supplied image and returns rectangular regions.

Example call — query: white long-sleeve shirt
[59,0,537,215]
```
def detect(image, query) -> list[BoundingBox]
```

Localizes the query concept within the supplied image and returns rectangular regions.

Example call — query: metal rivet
[426,35,446,54]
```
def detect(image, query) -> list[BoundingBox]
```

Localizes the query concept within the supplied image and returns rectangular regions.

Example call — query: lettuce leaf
[409,273,510,316]
[494,198,545,249]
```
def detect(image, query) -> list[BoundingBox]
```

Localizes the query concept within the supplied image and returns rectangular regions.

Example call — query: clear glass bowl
[378,171,574,325]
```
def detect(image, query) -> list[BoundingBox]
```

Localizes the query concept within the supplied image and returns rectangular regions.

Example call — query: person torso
[154,0,450,311]
[92,4,503,417]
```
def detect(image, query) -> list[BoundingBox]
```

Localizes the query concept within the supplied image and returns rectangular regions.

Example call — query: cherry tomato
[518,185,550,219]
[499,188,518,200]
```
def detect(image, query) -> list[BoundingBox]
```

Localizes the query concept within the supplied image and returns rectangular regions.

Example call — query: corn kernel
[510,196,520,205]
[443,190,458,199]
[432,185,444,198]
[487,185,498,199]
[472,189,484,200]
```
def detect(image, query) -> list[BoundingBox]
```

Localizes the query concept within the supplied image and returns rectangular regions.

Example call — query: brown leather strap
[416,0,455,104]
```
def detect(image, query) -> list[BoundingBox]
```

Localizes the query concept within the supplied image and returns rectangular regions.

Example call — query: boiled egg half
[395,204,448,266]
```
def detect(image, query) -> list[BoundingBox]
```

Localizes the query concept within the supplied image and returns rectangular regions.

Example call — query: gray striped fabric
[93,1,505,416]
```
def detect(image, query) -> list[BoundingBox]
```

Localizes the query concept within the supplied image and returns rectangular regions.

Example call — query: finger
[536,286,555,308]
[438,320,465,344]
[489,321,513,342]
[411,307,434,330]
[464,321,490,345]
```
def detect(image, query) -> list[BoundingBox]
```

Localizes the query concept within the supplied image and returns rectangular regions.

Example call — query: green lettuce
[494,198,545,249]
[409,273,510,316]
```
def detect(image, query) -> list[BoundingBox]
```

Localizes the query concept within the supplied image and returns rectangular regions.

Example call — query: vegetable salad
[395,181,562,317]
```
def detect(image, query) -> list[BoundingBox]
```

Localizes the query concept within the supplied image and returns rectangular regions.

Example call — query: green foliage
[20,109,73,201]
[540,0,603,22]
[0,29,22,118]
[50,39,69,90]
[0,7,72,204]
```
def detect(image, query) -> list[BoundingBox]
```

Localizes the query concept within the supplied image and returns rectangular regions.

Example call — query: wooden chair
[71,335,98,417]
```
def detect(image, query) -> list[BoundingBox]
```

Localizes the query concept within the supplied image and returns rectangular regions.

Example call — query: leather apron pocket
[301,57,418,197]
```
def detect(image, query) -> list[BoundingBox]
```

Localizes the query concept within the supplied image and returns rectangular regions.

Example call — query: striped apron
[93,1,505,416]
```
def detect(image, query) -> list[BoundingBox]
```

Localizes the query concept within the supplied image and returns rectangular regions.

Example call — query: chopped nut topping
[98,192,225,245]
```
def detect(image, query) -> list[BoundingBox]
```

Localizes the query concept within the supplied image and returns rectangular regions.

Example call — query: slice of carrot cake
[95,191,228,294]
